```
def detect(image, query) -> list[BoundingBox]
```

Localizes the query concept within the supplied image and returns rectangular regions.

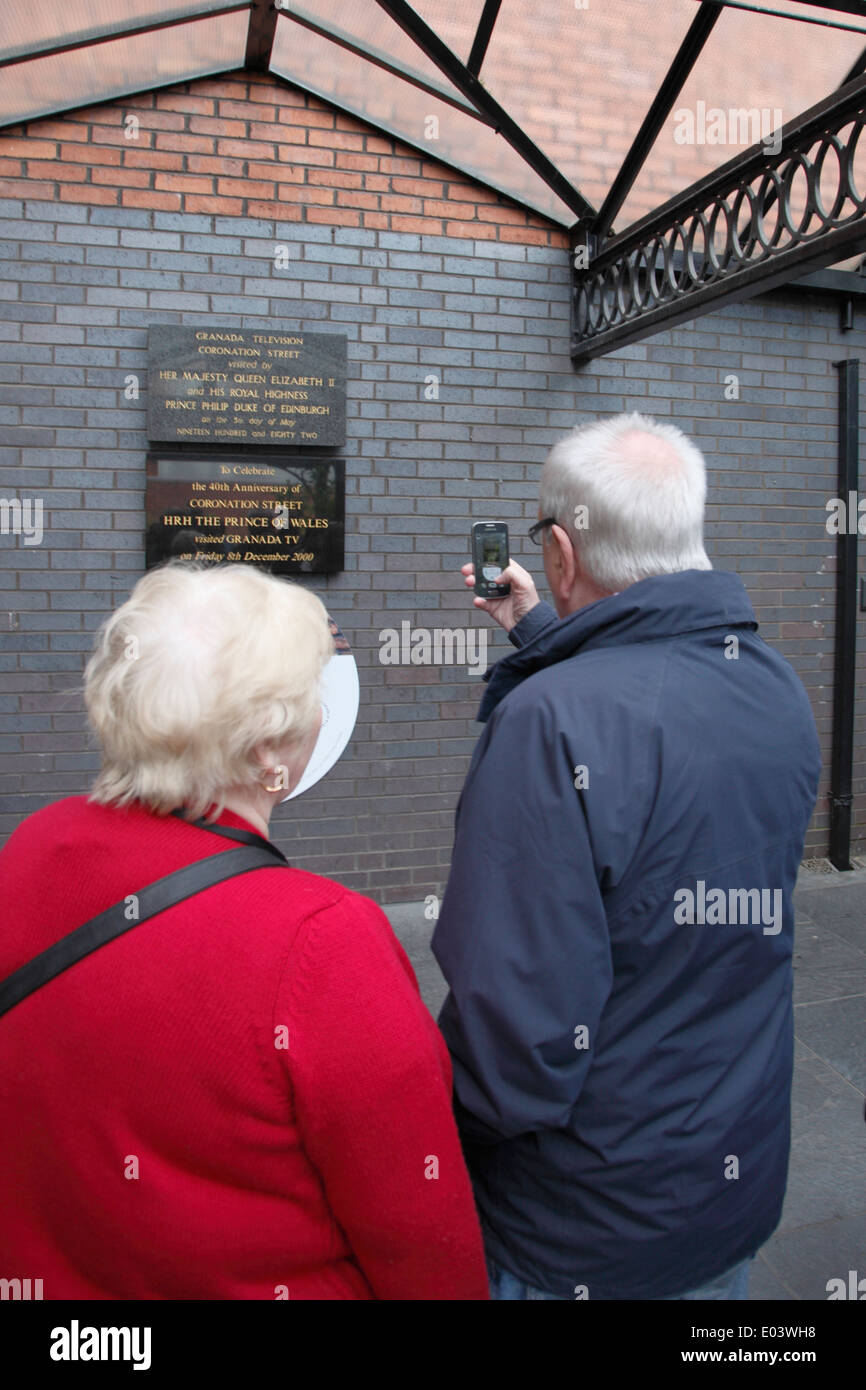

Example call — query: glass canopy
[0,0,864,235]
[269,12,575,222]
[0,1,238,61]
[0,14,250,131]
[615,0,866,230]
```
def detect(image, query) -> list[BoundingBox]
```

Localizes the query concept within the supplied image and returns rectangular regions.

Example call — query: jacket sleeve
[274,892,489,1300]
[432,690,613,1146]
[507,599,559,649]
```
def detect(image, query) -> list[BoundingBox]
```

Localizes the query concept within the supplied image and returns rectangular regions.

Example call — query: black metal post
[829,358,860,870]
[245,0,279,70]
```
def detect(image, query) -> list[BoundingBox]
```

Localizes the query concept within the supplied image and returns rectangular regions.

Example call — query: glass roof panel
[0,0,238,61]
[285,0,478,112]
[403,0,487,64]
[478,0,724,227]
[0,11,250,129]
[271,14,574,223]
[615,1,865,232]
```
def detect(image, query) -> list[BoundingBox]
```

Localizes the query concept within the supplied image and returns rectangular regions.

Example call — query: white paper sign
[284,618,359,799]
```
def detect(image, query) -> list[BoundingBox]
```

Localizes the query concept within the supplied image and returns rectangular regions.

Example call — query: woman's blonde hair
[84,560,333,820]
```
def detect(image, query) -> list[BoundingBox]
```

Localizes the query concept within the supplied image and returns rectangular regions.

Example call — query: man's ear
[549,523,577,603]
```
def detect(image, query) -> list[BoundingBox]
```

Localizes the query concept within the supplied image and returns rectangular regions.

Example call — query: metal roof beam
[373,0,596,221]
[279,10,492,124]
[467,0,502,77]
[689,0,866,36]
[778,0,866,15]
[793,267,866,293]
[590,1,721,243]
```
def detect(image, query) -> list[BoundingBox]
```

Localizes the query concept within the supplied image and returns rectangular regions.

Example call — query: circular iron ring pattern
[574,104,866,345]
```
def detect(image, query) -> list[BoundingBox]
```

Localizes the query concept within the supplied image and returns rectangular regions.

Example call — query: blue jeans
[487,1253,752,1301]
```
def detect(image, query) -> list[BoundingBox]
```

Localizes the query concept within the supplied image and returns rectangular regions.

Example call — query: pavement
[385,867,866,1301]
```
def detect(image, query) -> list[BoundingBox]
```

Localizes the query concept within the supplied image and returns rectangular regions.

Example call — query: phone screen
[480,533,507,580]
[473,523,510,597]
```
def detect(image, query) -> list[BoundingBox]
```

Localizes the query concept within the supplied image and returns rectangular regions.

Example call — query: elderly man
[432,412,820,1301]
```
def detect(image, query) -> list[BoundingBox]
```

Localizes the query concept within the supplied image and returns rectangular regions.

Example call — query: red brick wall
[0,71,569,247]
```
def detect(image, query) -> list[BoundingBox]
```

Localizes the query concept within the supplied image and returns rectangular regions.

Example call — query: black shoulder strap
[0,844,286,1022]
[169,809,289,861]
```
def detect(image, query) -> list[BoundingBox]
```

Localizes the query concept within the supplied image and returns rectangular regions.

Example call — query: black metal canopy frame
[570,72,866,360]
[372,0,866,360]
[2,0,866,355]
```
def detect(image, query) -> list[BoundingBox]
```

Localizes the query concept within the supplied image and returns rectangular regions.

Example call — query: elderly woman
[0,560,488,1300]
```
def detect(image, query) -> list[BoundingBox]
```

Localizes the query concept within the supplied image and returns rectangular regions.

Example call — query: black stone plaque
[146,327,347,446]
[145,454,345,575]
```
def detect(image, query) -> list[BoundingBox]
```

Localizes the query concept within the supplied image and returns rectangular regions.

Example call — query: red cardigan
[0,796,489,1300]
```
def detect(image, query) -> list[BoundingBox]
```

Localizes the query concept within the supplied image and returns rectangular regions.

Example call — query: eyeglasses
[528,517,557,545]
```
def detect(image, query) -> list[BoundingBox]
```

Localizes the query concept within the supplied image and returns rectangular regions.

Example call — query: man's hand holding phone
[461,558,540,634]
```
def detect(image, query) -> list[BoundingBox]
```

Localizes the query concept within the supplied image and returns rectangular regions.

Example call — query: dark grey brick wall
[1,196,861,896]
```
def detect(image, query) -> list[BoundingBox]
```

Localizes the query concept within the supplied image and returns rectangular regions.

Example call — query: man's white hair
[84,560,333,820]
[539,411,712,592]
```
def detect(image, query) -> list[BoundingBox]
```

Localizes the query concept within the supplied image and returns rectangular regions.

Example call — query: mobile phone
[471,521,511,598]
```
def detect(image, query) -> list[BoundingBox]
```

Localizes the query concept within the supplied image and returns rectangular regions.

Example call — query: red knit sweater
[0,796,489,1300]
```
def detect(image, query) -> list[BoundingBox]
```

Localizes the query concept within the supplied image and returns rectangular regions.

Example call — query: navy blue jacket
[432,570,820,1299]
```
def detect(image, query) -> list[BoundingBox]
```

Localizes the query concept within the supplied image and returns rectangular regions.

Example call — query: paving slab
[755,1215,866,1302]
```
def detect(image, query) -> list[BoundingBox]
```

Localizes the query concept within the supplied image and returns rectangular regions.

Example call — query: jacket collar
[478,569,757,722]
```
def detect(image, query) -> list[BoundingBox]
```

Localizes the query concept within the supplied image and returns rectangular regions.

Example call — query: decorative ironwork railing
[571,73,866,361]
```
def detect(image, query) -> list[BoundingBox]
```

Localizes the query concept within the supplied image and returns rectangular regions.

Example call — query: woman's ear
[250,741,280,785]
